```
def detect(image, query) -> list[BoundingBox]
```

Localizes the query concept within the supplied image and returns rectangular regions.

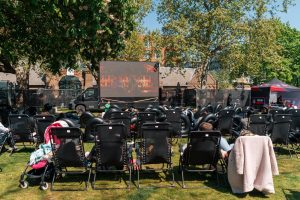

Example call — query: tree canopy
[1,0,142,83]
[157,0,295,87]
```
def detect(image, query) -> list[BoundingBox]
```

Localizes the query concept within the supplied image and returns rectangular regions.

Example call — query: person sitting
[180,122,233,159]
[0,120,15,151]
[40,103,53,115]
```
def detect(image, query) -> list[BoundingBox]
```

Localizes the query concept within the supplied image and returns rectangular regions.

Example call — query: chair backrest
[165,109,182,137]
[8,114,32,142]
[94,124,127,168]
[270,114,291,144]
[141,122,171,164]
[34,115,56,143]
[34,114,56,122]
[290,109,300,131]
[184,131,221,166]
[269,109,284,119]
[248,114,269,136]
[217,109,235,134]
[137,112,156,137]
[109,111,131,138]
[50,127,86,168]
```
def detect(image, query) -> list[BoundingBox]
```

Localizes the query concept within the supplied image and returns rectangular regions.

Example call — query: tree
[157,0,294,88]
[1,0,140,86]
[276,21,300,86]
[117,30,145,61]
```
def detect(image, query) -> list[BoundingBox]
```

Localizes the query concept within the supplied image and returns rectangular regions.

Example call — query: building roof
[0,69,44,86]
[0,72,16,83]
[28,69,45,86]
[159,67,196,87]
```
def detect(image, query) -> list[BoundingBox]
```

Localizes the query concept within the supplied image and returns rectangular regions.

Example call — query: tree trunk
[15,61,30,108]
[194,60,209,89]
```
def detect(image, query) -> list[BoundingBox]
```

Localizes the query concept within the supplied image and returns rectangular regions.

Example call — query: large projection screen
[99,61,159,98]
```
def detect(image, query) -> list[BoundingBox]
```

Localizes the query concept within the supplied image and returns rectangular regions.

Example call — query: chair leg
[92,171,97,189]
[290,144,299,159]
[169,165,175,187]
[128,167,131,189]
[86,169,92,190]
[137,169,140,189]
[181,168,186,188]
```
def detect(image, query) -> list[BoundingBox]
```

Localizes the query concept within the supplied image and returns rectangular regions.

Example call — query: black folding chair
[49,127,91,190]
[165,109,182,138]
[136,112,156,139]
[136,122,174,188]
[290,109,300,133]
[270,114,298,158]
[269,109,284,119]
[217,109,235,137]
[179,131,222,188]
[34,115,55,144]
[248,114,270,136]
[8,114,33,151]
[92,123,131,189]
[109,111,131,139]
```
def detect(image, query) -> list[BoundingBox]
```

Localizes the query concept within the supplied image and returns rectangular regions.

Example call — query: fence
[196,89,251,108]
[24,89,83,108]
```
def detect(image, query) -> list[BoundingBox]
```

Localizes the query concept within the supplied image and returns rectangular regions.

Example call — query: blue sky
[143,1,300,31]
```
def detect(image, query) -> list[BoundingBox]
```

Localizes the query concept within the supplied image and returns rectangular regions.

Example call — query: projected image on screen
[99,61,159,98]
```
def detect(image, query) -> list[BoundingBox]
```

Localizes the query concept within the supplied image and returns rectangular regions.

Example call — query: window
[59,75,82,90]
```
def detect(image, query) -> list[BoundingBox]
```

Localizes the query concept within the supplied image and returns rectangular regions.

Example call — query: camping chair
[165,109,182,138]
[33,115,56,145]
[270,114,298,158]
[248,114,270,136]
[109,111,131,139]
[49,127,91,190]
[8,114,33,151]
[179,131,222,188]
[289,109,300,149]
[136,122,174,188]
[269,109,284,119]
[290,109,300,133]
[92,123,131,189]
[217,109,235,137]
[136,112,156,139]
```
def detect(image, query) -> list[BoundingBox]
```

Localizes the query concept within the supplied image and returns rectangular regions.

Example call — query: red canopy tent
[251,78,300,107]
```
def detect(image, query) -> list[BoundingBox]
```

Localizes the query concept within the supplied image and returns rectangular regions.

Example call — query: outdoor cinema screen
[99,61,159,98]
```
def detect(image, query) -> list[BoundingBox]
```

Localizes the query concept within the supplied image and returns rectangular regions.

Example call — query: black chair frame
[92,124,132,190]
[8,114,33,153]
[179,131,222,188]
[49,127,91,191]
[136,122,175,188]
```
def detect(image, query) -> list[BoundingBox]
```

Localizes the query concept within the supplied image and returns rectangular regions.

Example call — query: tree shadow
[282,189,300,200]
[0,183,22,199]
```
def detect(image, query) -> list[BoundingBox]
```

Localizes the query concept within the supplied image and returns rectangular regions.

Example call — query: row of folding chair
[89,109,182,142]
[248,113,299,158]
[47,124,224,190]
[7,114,56,152]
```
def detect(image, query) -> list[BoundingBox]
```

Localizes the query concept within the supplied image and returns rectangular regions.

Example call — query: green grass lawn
[0,141,299,200]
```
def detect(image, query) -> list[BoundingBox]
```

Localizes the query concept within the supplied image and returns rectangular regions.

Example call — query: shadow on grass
[10,147,35,154]
[283,189,300,200]
[92,172,131,189]
[274,146,298,157]
[51,173,90,191]
[126,188,157,200]
[0,183,21,199]
[132,169,175,188]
